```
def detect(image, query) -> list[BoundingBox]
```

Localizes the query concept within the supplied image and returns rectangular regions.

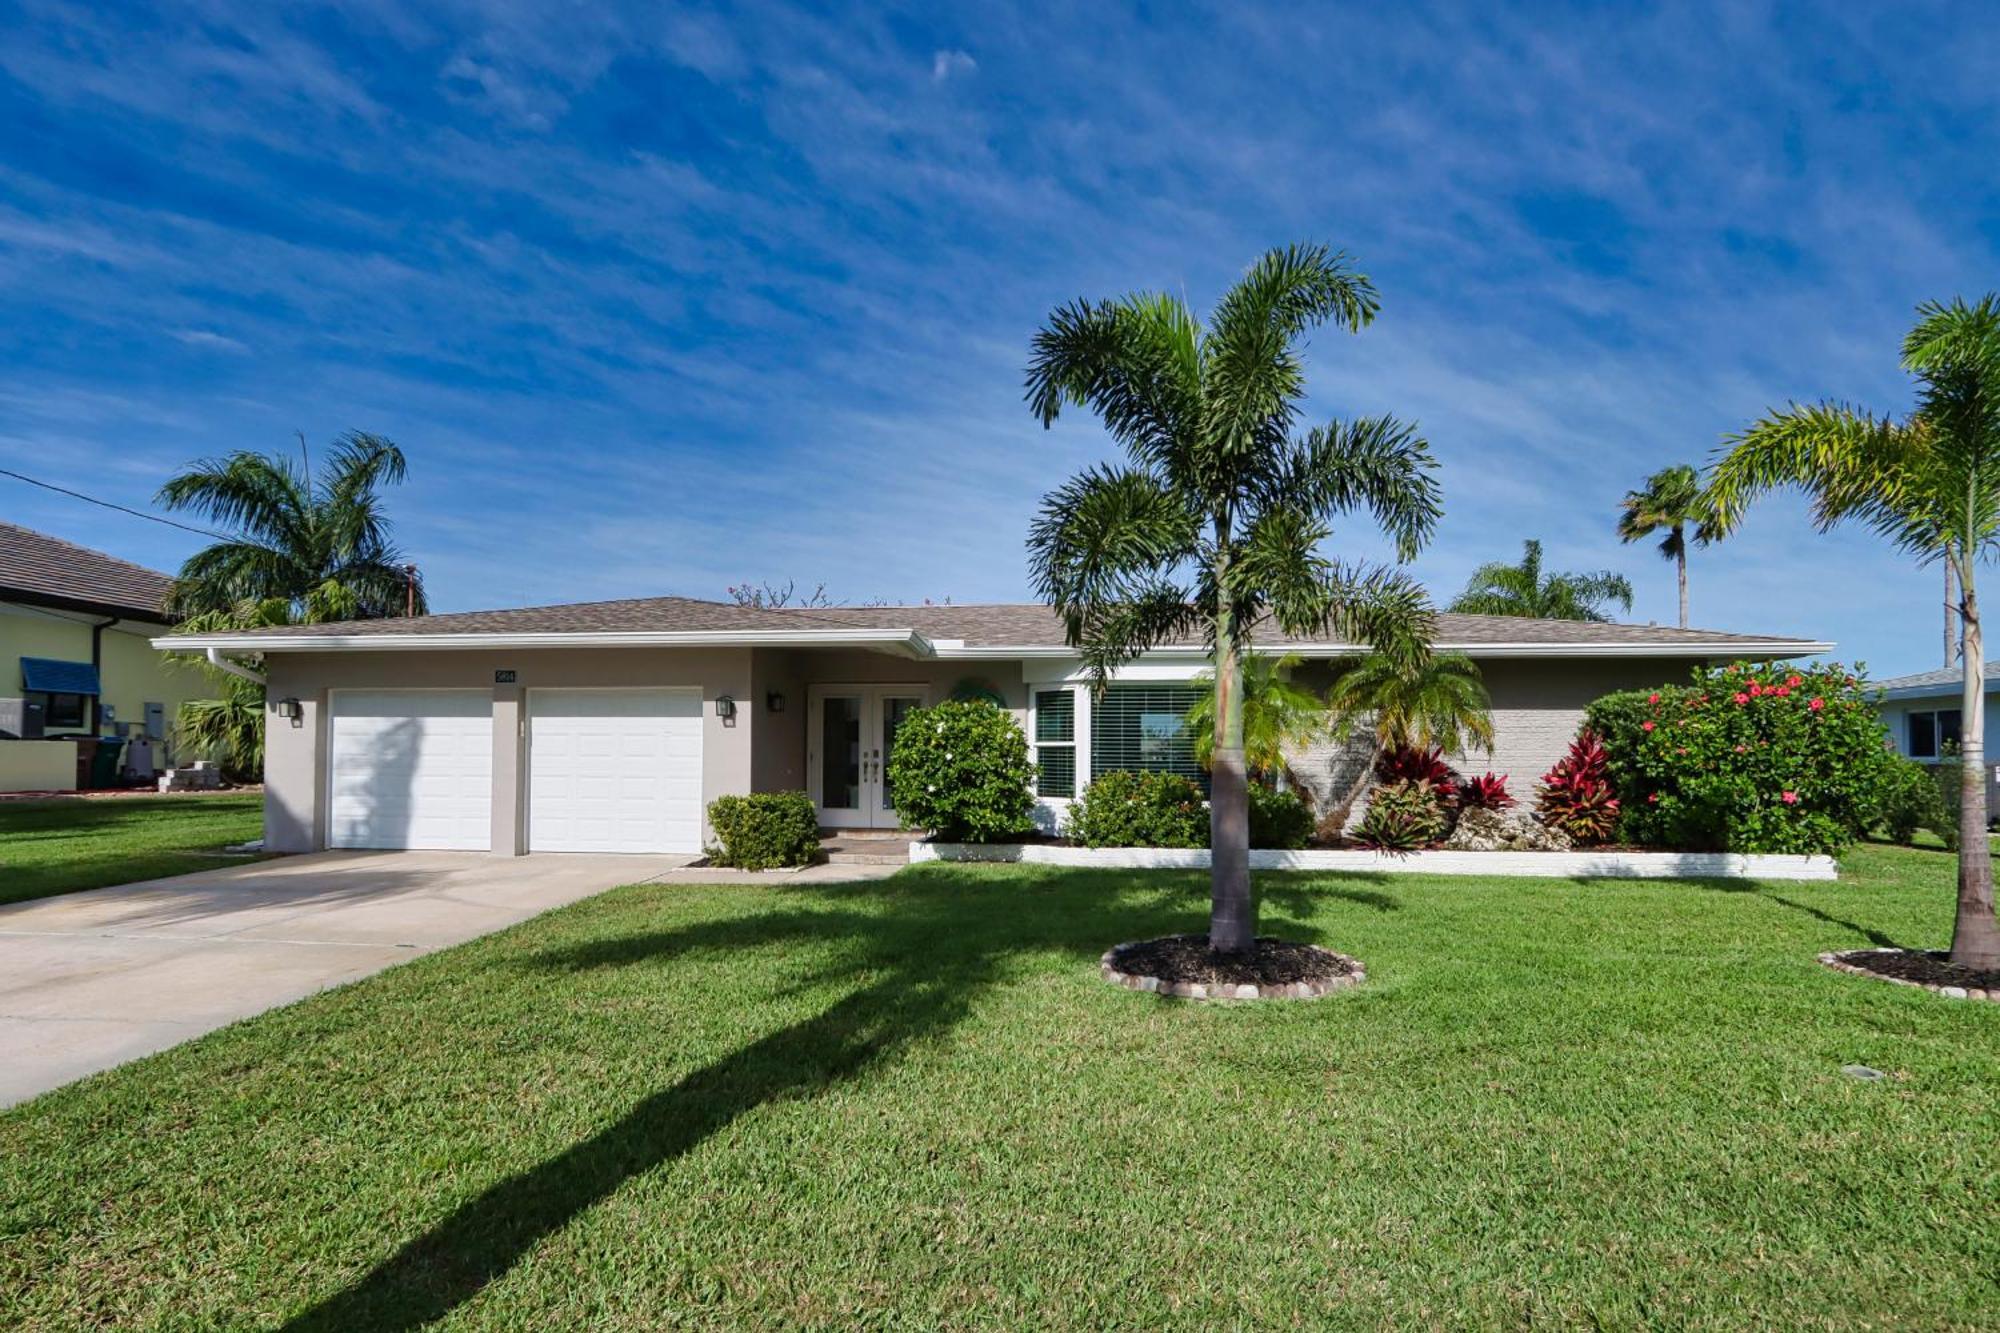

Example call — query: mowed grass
[2,845,1995,1329]
[0,792,265,905]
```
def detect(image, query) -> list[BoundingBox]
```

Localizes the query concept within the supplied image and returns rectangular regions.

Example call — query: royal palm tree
[1617,463,1717,628]
[1706,295,2000,969]
[1027,243,1440,953]
[1320,651,1494,827]
[1448,539,1633,622]
[157,432,426,622]
[1185,653,1330,784]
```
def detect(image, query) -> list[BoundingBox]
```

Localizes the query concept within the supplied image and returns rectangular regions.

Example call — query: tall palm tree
[157,432,426,622]
[1617,463,1717,628]
[1185,653,1330,783]
[1706,295,2000,969]
[1321,651,1494,827]
[1448,539,1634,622]
[1027,243,1441,953]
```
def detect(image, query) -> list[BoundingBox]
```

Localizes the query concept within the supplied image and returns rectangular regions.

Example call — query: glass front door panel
[821,695,862,809]
[878,696,920,812]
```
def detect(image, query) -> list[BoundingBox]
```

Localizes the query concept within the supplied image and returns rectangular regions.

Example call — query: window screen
[1093,685,1205,789]
[1034,689,1075,798]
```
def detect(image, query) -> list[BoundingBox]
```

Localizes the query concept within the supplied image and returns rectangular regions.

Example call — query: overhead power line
[0,466,230,541]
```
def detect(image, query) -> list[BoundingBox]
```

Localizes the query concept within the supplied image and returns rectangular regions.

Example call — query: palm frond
[1268,415,1442,558]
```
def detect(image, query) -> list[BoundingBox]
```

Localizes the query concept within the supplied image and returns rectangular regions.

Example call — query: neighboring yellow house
[0,522,211,792]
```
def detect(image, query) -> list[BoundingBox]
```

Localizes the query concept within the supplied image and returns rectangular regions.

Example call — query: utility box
[0,697,46,740]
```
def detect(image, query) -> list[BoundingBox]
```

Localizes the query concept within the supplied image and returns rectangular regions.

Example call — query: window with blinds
[1033,689,1076,797]
[1093,685,1205,790]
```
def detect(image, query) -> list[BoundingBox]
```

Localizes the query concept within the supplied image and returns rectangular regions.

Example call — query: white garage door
[328,690,493,850]
[528,688,704,853]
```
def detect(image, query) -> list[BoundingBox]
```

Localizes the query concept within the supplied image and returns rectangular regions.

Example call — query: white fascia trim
[946,640,1832,661]
[151,627,934,655]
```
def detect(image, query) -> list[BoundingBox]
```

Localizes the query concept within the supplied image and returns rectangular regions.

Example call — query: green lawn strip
[1,847,1994,1329]
[0,793,265,905]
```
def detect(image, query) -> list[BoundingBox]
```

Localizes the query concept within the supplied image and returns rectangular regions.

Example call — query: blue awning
[20,657,101,695]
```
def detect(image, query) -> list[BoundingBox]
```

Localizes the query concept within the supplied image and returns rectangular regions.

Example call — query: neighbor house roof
[155,594,1831,660]
[1872,662,2000,701]
[0,522,174,621]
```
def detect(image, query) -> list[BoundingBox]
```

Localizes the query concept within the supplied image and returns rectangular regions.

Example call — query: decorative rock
[1939,986,1969,1000]
[1818,949,2000,1003]
[1443,806,1573,853]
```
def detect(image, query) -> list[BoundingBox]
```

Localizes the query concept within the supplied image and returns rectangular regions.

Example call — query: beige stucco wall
[1284,656,1708,816]
[263,647,757,854]
[0,601,208,750]
[0,739,80,791]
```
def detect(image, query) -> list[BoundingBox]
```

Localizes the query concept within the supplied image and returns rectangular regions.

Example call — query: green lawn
[0,792,266,906]
[2,845,1995,1329]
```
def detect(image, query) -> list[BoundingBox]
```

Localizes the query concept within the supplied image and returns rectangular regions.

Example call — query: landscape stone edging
[1817,947,2000,1002]
[1100,942,1365,1001]
[913,842,1837,881]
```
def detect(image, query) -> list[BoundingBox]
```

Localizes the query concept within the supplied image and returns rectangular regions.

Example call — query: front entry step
[821,832,917,865]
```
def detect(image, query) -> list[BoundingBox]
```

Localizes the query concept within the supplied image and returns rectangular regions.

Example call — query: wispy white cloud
[931,48,976,82]
[171,329,250,354]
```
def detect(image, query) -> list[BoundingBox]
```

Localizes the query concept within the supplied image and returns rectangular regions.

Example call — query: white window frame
[1027,685,1091,826]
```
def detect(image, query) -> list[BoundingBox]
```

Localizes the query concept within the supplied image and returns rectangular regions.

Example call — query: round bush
[707,792,820,869]
[1873,754,1957,849]
[1585,660,1890,855]
[1247,783,1313,849]
[1066,769,1208,848]
[885,698,1035,842]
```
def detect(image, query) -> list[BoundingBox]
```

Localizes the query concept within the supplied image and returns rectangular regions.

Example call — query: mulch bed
[1102,934,1363,1000]
[1819,947,2000,1001]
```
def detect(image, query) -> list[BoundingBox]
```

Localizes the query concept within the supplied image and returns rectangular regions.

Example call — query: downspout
[89,616,117,732]
[205,647,267,686]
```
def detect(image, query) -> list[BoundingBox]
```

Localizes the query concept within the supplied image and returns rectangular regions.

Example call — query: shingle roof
[174,593,1823,653]
[0,522,174,620]
[1873,662,2000,696]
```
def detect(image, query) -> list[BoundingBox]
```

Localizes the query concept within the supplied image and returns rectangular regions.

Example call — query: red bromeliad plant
[1457,771,1515,810]
[1536,732,1620,844]
[1375,743,1458,789]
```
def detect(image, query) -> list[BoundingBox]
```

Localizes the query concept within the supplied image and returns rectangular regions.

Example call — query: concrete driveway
[0,850,696,1108]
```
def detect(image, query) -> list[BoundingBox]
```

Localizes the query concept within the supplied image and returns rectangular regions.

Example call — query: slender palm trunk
[1209,580,1254,955]
[1945,561,1958,667]
[1676,542,1688,629]
[1952,557,2000,968]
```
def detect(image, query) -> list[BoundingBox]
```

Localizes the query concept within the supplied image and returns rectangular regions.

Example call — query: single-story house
[1875,661,2000,808]
[1,522,208,791]
[158,596,1827,855]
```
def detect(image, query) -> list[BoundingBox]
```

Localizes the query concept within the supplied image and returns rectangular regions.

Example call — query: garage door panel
[528,688,703,853]
[328,691,493,850]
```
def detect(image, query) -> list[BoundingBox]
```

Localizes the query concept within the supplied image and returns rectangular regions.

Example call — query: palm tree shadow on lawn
[280,867,1342,1331]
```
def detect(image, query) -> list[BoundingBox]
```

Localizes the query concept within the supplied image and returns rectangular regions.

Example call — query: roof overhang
[935,640,1833,660]
[152,627,935,656]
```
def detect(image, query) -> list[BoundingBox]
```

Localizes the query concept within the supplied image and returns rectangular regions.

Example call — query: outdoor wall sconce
[274,697,304,726]
[766,691,785,713]
[715,695,737,720]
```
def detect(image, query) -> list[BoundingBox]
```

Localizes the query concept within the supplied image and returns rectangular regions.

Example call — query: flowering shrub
[1583,660,1889,854]
[1066,769,1208,848]
[1457,771,1515,810]
[1354,779,1450,850]
[1535,732,1621,844]
[886,699,1036,842]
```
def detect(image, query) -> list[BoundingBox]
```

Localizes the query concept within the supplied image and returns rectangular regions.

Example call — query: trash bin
[90,738,125,789]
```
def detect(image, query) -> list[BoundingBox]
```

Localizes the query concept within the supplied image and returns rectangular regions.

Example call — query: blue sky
[2,1,1996,676]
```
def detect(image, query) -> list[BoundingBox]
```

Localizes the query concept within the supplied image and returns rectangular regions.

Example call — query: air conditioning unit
[0,697,46,740]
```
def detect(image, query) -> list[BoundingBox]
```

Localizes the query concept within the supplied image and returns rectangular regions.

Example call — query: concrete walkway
[0,850,699,1108]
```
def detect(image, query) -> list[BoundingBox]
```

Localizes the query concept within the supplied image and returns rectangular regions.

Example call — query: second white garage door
[527,688,704,853]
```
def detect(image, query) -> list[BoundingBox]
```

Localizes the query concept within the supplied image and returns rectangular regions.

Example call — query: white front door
[327,690,493,850]
[809,686,924,828]
[527,688,704,853]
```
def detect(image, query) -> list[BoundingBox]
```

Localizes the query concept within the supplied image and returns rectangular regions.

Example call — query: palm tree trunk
[1209,593,1254,955]
[1952,557,2000,968]
[1676,540,1688,629]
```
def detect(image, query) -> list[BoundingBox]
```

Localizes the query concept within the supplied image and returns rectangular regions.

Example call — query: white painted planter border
[911,842,1837,881]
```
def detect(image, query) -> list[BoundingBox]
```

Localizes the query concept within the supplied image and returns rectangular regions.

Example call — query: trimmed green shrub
[1873,754,1956,848]
[885,698,1036,842]
[1066,769,1208,848]
[1584,660,1889,855]
[1248,783,1313,849]
[1353,779,1449,850]
[1535,731,1621,845]
[707,792,820,869]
